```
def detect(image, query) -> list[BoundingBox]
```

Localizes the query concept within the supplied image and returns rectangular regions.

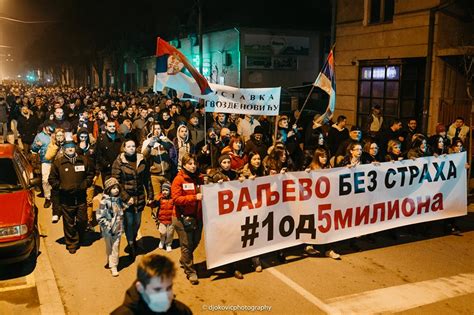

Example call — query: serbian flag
[153,37,213,97]
[313,49,336,118]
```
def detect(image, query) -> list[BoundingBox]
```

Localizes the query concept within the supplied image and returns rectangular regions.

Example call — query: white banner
[202,153,467,269]
[203,83,281,116]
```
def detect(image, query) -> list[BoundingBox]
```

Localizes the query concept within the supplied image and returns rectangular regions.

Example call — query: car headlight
[0,224,28,239]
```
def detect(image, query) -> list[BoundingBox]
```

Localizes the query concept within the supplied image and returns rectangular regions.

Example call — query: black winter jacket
[48,154,95,205]
[112,153,153,211]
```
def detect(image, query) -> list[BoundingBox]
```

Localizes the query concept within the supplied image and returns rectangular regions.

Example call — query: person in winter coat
[142,122,176,195]
[152,182,174,252]
[97,177,128,277]
[221,135,248,171]
[172,124,194,170]
[77,128,97,230]
[244,126,268,160]
[207,154,239,183]
[239,151,265,179]
[17,104,40,153]
[327,115,349,156]
[48,141,95,254]
[111,254,192,315]
[171,154,203,285]
[31,123,54,209]
[45,128,66,223]
[112,139,153,259]
[0,97,9,143]
[187,113,204,151]
[96,121,123,181]
[407,135,431,159]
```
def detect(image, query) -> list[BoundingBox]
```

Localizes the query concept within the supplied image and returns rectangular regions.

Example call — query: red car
[0,144,40,264]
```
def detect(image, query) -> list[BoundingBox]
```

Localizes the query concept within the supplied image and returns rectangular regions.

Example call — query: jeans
[41,163,52,199]
[172,216,203,277]
[123,209,142,245]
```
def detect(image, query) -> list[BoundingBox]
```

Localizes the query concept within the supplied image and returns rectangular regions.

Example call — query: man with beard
[244,125,268,159]
[187,113,204,151]
[96,121,123,181]
[51,107,72,134]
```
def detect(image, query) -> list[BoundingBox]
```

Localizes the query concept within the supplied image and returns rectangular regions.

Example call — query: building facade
[335,0,473,133]
[136,27,328,96]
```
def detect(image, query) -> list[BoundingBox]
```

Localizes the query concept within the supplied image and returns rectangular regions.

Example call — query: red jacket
[156,195,174,225]
[171,169,203,220]
[221,147,248,171]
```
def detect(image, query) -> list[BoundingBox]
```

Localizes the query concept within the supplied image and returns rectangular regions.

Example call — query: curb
[35,222,66,315]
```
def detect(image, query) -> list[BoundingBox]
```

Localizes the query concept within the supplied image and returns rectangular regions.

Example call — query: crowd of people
[0,84,469,285]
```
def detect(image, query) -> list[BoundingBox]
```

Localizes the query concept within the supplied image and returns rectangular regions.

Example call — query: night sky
[0,0,331,76]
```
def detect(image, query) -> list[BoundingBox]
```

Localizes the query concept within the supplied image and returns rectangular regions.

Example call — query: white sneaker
[111,267,119,277]
[304,245,320,255]
[325,250,341,260]
[166,245,172,252]
[52,215,59,223]
[158,241,164,249]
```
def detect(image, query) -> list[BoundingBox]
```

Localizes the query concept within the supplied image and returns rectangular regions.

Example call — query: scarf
[64,152,77,164]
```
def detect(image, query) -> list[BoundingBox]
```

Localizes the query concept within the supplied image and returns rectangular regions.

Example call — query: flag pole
[295,43,336,125]
[273,115,279,145]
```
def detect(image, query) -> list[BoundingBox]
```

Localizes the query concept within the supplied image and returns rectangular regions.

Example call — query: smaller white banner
[203,83,281,116]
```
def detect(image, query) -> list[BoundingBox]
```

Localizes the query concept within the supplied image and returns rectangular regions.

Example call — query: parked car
[0,144,40,264]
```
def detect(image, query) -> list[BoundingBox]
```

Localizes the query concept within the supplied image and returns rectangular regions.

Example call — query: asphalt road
[1,196,474,315]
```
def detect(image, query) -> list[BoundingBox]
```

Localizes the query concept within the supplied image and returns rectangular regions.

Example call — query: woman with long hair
[171,154,204,285]
[112,139,153,259]
[221,135,248,171]
[304,147,341,259]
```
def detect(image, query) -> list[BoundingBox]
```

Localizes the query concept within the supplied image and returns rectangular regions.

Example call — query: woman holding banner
[171,154,203,285]
[207,154,245,279]
[304,147,341,259]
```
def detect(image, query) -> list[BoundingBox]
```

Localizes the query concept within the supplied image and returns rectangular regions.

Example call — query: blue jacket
[31,131,51,163]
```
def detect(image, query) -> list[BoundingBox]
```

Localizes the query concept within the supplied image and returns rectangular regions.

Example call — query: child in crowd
[96,177,128,277]
[153,182,175,252]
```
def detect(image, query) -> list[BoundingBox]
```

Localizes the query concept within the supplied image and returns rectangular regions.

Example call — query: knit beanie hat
[218,154,231,165]
[253,125,264,135]
[162,181,171,192]
[104,177,120,191]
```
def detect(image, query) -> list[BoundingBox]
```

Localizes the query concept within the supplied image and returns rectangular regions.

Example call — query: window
[357,59,426,129]
[0,159,20,187]
[357,65,400,128]
[368,0,394,24]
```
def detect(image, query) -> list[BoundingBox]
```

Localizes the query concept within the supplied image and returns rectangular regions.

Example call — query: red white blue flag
[153,37,213,96]
[313,49,336,118]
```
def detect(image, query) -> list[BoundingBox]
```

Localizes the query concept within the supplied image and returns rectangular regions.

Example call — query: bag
[181,216,197,232]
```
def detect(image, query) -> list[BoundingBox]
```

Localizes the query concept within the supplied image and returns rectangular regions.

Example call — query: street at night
[1,0,473,314]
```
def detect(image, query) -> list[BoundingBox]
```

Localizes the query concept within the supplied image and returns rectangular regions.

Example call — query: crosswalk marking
[326,273,474,314]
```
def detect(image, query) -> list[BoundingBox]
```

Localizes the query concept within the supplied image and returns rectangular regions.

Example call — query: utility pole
[197,0,203,74]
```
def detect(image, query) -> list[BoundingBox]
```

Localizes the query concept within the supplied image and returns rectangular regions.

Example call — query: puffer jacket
[156,194,174,225]
[31,131,51,163]
[171,169,203,220]
[96,133,123,172]
[112,153,153,211]
[96,194,128,236]
[142,136,176,177]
